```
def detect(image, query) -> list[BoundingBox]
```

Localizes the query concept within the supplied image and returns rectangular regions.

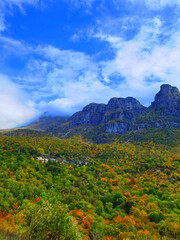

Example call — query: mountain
[23,84,180,142]
[69,97,146,130]
[26,114,69,132]
[150,84,180,116]
[67,97,146,135]
[131,84,180,130]
[0,115,69,138]
[57,84,179,134]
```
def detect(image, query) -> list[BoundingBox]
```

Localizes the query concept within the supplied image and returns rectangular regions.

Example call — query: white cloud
[95,18,180,104]
[0,74,36,129]
[29,45,116,112]
[4,44,117,116]
[0,35,32,55]
[146,0,180,9]
[128,0,180,9]
[37,79,116,115]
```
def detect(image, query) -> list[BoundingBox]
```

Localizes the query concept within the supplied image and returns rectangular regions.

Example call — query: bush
[26,201,81,240]
[148,212,164,224]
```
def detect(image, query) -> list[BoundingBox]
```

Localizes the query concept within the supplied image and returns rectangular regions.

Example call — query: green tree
[25,201,81,240]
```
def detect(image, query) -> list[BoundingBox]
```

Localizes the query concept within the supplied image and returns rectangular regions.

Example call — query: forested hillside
[0,136,179,240]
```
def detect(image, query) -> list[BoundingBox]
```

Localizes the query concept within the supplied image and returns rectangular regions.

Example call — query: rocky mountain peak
[69,96,146,127]
[157,84,179,99]
[82,103,107,113]
[150,84,180,114]
[107,97,146,112]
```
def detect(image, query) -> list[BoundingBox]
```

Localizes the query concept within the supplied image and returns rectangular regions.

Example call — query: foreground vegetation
[0,135,179,239]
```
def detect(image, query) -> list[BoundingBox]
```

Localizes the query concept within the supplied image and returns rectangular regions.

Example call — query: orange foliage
[113,215,122,223]
[109,183,115,191]
[102,236,112,240]
[130,178,138,183]
[0,210,15,233]
[100,177,108,182]
[123,216,135,226]
[103,219,109,224]
[83,235,90,240]
[124,191,132,198]
[12,202,18,211]
[70,209,92,235]
[137,229,150,236]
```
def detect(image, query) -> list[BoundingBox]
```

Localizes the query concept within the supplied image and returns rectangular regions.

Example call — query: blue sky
[0,0,180,128]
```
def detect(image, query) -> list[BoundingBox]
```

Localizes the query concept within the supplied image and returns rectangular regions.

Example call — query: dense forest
[0,134,179,239]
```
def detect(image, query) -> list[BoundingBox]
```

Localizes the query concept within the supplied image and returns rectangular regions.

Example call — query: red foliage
[130,178,138,183]
[74,208,79,213]
[136,220,141,226]
[34,197,42,203]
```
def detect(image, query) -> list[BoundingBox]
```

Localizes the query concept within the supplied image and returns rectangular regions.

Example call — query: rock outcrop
[149,84,180,117]
[70,103,107,125]
[70,97,146,127]
[67,84,180,134]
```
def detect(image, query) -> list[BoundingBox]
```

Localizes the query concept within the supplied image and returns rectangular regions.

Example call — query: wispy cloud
[0,0,47,32]
[1,0,40,10]
[93,3,180,91]
[145,0,180,9]
[64,0,96,9]
[95,17,180,103]
[24,45,114,113]
[128,0,180,9]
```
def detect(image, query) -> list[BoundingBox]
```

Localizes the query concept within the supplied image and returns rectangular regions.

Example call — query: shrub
[148,212,164,224]
[26,201,81,240]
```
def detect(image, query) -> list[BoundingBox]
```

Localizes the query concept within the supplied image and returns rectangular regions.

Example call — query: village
[37,155,89,166]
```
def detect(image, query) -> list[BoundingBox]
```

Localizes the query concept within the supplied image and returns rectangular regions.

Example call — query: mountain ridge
[60,84,180,135]
[5,84,180,143]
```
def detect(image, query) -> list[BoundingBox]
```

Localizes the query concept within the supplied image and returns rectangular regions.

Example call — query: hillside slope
[0,136,179,239]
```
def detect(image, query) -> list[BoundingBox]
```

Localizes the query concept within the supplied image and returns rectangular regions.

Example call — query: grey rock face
[104,121,130,134]
[70,103,107,125]
[70,97,146,127]
[150,84,180,116]
[65,84,180,135]
[107,97,145,112]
